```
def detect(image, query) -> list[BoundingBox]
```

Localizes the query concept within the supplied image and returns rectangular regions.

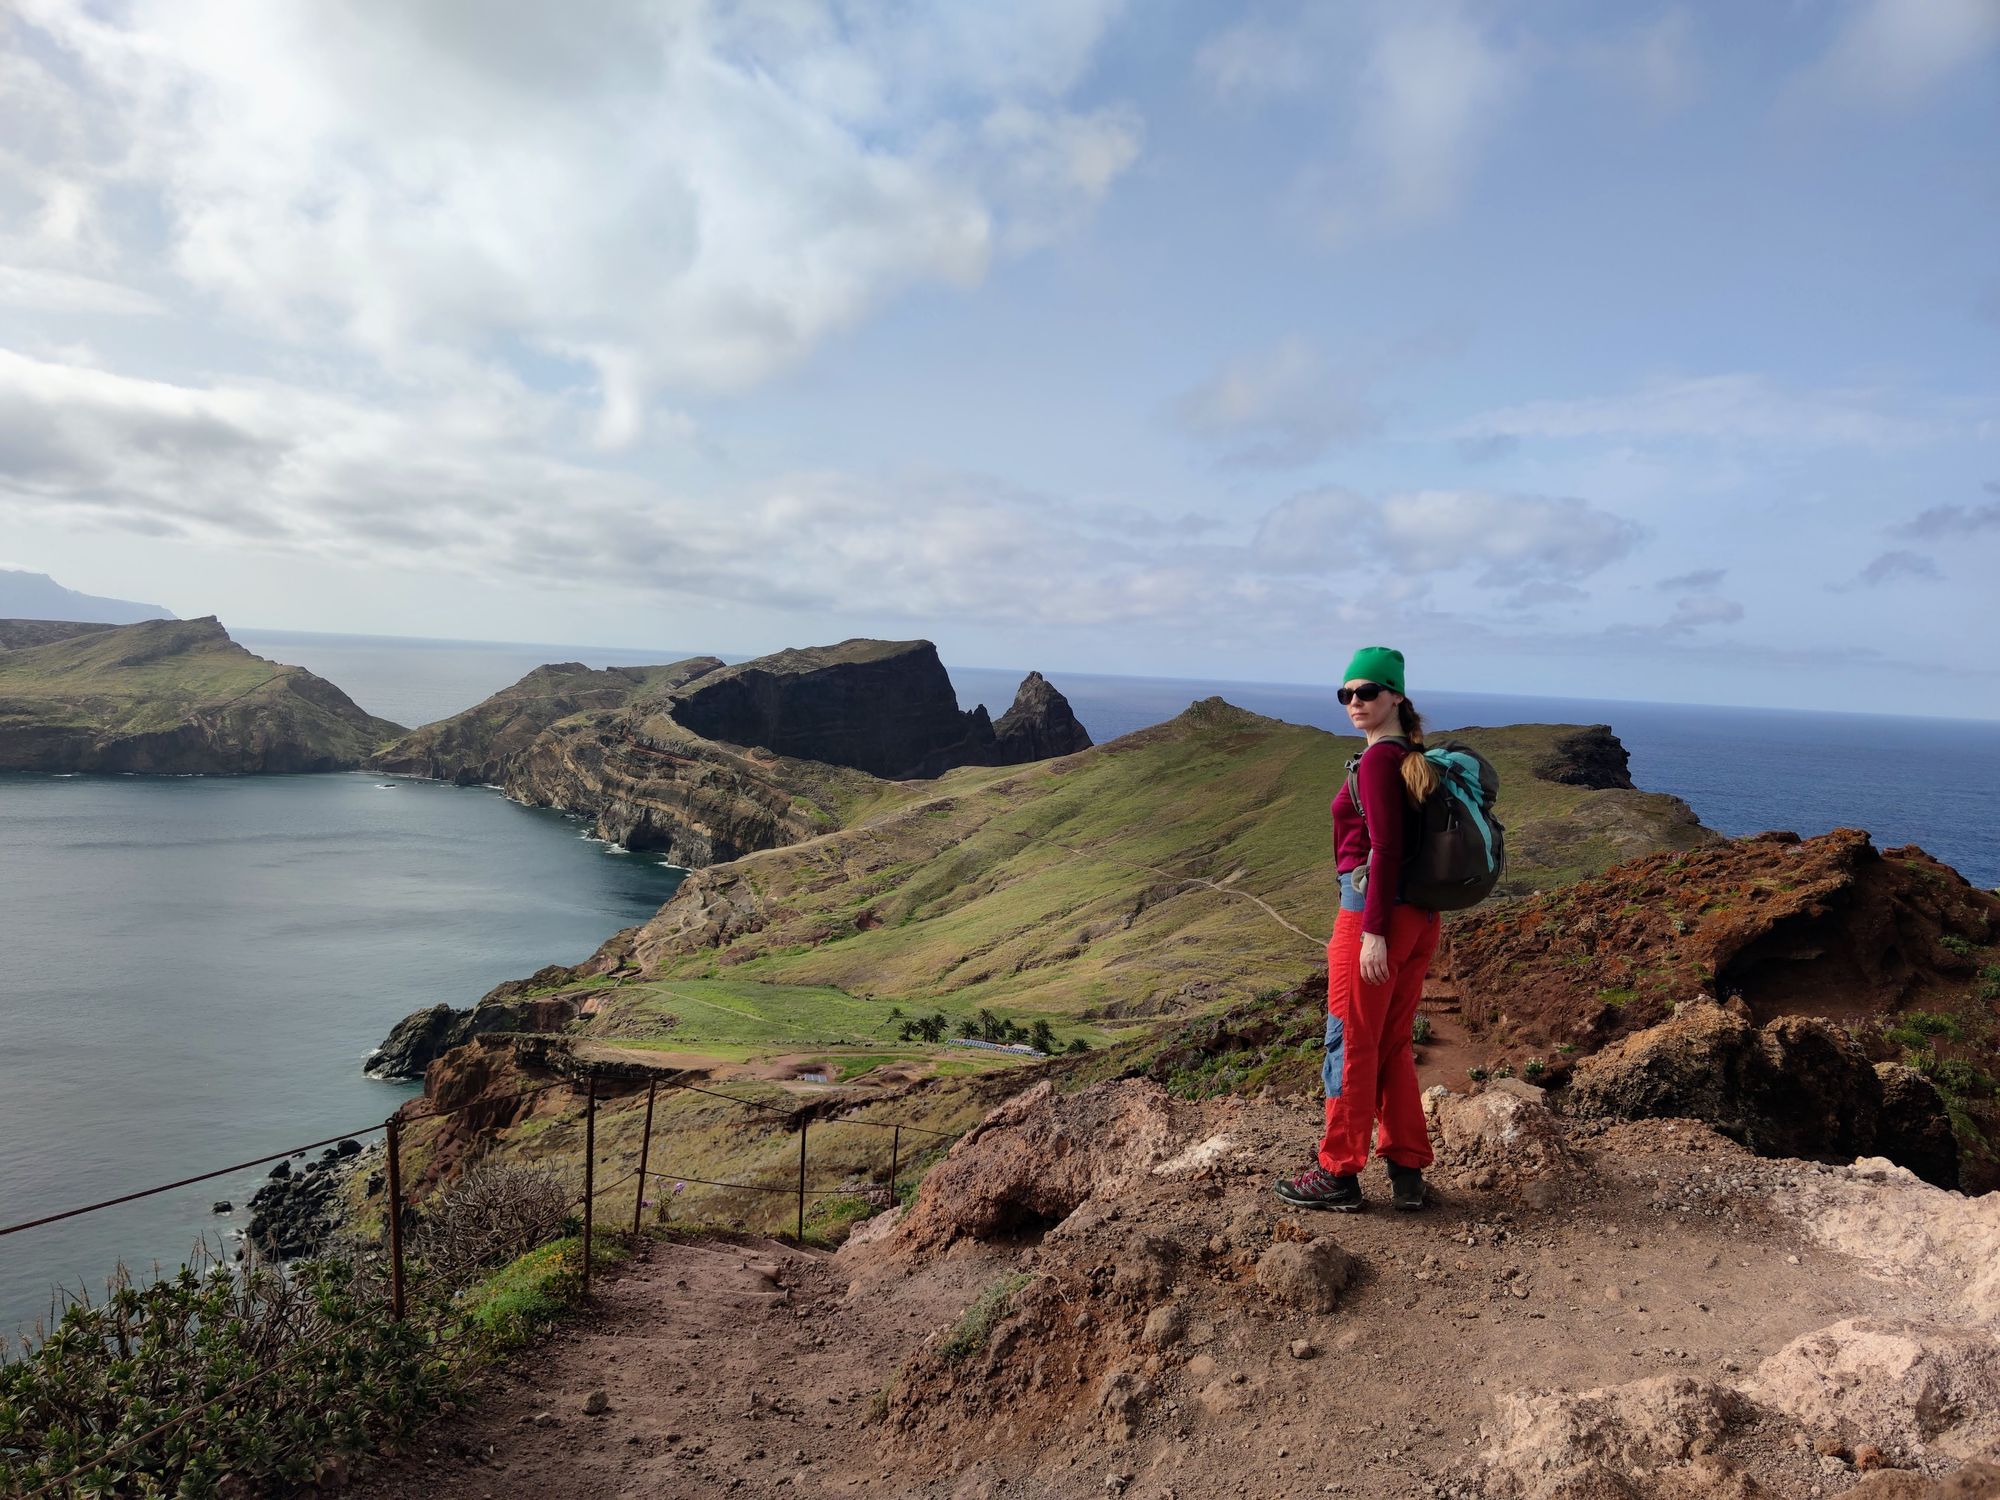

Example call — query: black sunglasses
[1336,682,1391,706]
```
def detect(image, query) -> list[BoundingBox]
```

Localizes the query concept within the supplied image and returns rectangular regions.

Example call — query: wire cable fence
[0,1060,961,1498]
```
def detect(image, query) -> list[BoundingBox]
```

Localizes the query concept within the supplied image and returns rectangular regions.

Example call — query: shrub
[1522,1058,1545,1080]
[1467,1066,1488,1083]
[0,1250,453,1497]
[407,1163,573,1290]
[1942,934,1976,959]
[1411,1015,1432,1046]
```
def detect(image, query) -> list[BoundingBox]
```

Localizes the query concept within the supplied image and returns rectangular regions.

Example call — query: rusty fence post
[631,1078,657,1236]
[385,1115,406,1321]
[582,1071,597,1301]
[889,1125,900,1207]
[795,1120,808,1244]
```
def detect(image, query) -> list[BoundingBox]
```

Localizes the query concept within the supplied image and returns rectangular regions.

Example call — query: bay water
[4,628,1995,1338]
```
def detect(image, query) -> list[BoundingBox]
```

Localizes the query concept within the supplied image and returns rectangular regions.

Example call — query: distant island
[0,616,403,773]
[0,568,173,625]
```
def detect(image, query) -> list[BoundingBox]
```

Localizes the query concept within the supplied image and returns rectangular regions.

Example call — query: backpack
[1344,737,1506,911]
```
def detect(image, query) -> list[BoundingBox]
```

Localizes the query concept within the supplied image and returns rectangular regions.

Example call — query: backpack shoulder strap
[1344,736,1412,830]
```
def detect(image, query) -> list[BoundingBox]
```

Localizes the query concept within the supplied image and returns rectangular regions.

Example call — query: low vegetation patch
[939,1273,1030,1363]
[0,1252,453,1499]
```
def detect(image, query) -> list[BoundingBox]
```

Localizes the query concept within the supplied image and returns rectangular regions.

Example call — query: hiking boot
[1387,1163,1427,1211]
[1274,1164,1363,1212]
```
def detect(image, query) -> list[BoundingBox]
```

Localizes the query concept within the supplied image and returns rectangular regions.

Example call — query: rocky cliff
[665,640,1091,779]
[373,638,1090,867]
[0,616,404,773]
[370,656,724,784]
[1433,827,2000,1186]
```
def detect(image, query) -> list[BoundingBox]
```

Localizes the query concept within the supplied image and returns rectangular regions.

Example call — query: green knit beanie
[1341,645,1406,695]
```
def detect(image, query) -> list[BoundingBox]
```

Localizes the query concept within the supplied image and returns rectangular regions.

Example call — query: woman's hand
[1360,931,1389,986]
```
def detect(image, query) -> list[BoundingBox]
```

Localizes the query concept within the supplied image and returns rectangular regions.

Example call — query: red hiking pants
[1318,903,1440,1176]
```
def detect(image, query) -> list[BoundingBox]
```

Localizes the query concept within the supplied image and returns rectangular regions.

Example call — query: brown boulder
[1564,1001,1957,1186]
[892,1081,1182,1257]
[1254,1237,1356,1313]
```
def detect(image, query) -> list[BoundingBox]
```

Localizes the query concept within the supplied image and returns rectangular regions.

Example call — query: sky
[1,0,1997,713]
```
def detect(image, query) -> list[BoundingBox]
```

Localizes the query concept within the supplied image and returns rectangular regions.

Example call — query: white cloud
[1792,0,2000,110]
[1656,567,1727,592]
[1457,374,1952,449]
[0,266,164,317]
[0,348,1644,629]
[1195,19,1316,102]
[1169,338,1380,467]
[9,0,1139,438]
[1661,594,1744,632]
[1895,498,2000,538]
[1372,490,1641,585]
[1831,550,1943,591]
[1349,9,1521,231]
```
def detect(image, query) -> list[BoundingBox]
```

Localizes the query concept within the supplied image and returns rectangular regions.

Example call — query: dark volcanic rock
[1531,725,1635,790]
[247,1156,345,1260]
[1874,1062,1961,1190]
[1565,1000,1959,1187]
[367,991,600,1081]
[666,639,1090,779]
[992,671,1092,763]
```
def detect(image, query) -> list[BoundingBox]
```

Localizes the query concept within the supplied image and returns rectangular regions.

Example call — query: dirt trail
[346,1088,1999,1500]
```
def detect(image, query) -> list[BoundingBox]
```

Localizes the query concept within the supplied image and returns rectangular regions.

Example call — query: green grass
[595,977,1124,1064]
[1886,1010,1967,1049]
[1598,987,1638,1009]
[940,1273,1031,1362]
[629,709,1712,1028]
[802,1193,877,1246]
[456,1234,631,1349]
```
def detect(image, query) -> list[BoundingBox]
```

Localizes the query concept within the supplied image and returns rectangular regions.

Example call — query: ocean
[240,629,2000,888]
[0,772,685,1339]
[3,628,1995,1337]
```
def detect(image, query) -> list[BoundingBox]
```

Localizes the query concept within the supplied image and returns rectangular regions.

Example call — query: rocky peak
[663,639,1089,780]
[991,670,1091,762]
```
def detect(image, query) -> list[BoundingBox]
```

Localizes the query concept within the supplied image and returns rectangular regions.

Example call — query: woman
[1276,645,1441,1213]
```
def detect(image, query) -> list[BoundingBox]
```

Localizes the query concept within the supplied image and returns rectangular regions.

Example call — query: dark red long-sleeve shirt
[1331,739,1413,937]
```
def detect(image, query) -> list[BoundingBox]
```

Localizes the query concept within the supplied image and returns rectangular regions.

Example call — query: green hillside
[571,702,1714,1060]
[0,616,403,772]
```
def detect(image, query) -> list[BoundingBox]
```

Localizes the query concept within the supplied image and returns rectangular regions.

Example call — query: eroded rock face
[1484,1375,1754,1500]
[1564,1000,1958,1186]
[892,1080,1181,1256]
[1441,832,2000,1189]
[371,658,722,784]
[991,671,1091,764]
[1746,1319,2000,1462]
[366,992,598,1081]
[668,641,1090,780]
[1531,725,1636,790]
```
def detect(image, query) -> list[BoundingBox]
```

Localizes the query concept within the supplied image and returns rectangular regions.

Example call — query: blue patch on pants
[1322,1012,1346,1099]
